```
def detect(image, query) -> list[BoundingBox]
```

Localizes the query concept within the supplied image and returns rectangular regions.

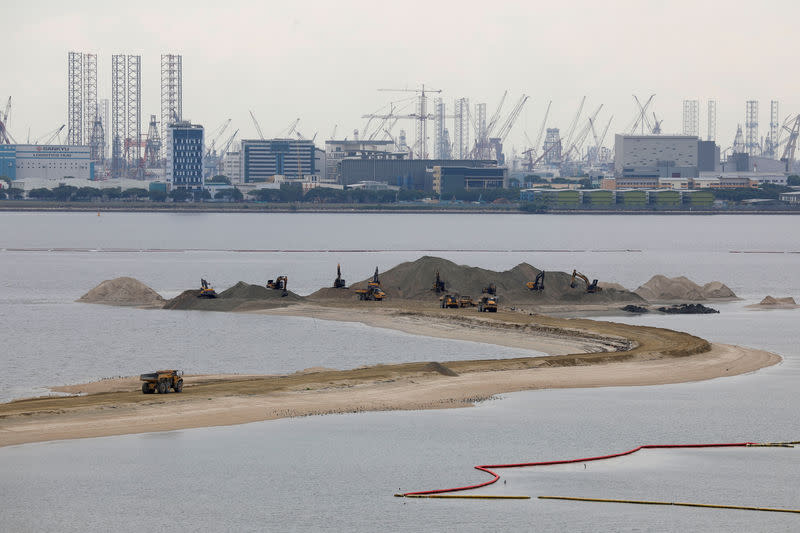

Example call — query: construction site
[77,256,737,318]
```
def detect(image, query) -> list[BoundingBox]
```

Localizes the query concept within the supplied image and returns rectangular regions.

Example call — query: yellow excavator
[267,275,289,296]
[355,267,386,301]
[526,271,545,291]
[198,278,218,298]
[570,269,601,293]
[333,264,347,288]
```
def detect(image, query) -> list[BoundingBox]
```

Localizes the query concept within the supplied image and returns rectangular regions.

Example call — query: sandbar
[0,305,780,447]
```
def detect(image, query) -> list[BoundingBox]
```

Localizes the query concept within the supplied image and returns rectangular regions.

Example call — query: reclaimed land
[0,305,779,447]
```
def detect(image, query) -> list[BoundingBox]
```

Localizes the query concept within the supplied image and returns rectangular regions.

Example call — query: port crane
[0,96,15,144]
[362,84,442,158]
[249,110,265,140]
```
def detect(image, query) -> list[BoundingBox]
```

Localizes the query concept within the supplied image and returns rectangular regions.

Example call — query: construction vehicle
[478,295,498,312]
[526,271,545,291]
[482,283,497,295]
[355,267,386,301]
[440,294,459,308]
[458,295,476,308]
[198,278,218,298]
[432,269,446,293]
[333,264,347,288]
[267,275,289,296]
[140,370,183,394]
[570,269,601,293]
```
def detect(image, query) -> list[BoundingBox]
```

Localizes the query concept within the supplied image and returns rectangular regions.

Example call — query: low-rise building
[432,166,507,194]
[779,191,800,204]
[0,144,94,181]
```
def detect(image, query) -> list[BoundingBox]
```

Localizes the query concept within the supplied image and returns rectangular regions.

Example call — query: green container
[616,190,647,206]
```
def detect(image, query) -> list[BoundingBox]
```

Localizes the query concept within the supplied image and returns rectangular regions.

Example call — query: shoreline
[1,202,799,215]
[0,306,781,447]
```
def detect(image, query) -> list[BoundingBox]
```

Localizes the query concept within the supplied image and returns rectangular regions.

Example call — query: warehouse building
[0,144,94,181]
[431,166,507,194]
[614,135,709,179]
[339,159,497,190]
[325,139,397,183]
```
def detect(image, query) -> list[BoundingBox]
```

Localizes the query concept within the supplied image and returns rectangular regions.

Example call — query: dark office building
[432,166,507,194]
[339,159,497,191]
[698,140,720,171]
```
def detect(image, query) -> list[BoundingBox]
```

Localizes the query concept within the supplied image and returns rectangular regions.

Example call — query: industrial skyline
[4,0,800,158]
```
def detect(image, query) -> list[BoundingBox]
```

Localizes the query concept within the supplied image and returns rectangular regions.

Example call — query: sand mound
[314,256,643,306]
[635,275,736,302]
[306,287,360,301]
[163,282,303,311]
[701,281,737,299]
[78,277,164,308]
[598,282,628,291]
[746,296,798,309]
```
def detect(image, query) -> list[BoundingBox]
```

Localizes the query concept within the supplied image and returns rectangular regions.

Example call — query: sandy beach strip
[0,308,781,447]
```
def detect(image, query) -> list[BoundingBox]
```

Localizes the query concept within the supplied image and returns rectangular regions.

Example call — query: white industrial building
[614,135,700,178]
[0,144,94,181]
[224,151,241,184]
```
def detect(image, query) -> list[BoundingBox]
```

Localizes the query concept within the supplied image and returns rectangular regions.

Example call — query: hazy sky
[4,0,799,156]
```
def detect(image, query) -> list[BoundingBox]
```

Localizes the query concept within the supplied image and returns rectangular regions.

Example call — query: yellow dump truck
[140,370,184,394]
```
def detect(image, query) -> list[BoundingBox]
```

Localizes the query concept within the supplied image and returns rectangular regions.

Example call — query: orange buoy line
[397,441,795,498]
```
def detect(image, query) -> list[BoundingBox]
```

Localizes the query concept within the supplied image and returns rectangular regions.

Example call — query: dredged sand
[0,305,780,447]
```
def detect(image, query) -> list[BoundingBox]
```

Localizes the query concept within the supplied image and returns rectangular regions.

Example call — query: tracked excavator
[570,269,601,293]
[198,278,218,298]
[432,269,446,293]
[482,283,497,295]
[355,267,386,301]
[333,264,347,288]
[526,271,545,291]
[267,275,289,297]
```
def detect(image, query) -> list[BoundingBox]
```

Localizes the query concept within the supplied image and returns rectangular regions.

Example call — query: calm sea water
[1,213,799,532]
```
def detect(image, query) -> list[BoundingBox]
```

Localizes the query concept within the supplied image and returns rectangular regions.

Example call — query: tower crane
[249,110,265,140]
[362,84,442,158]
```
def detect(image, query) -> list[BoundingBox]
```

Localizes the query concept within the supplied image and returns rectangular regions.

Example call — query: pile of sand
[309,256,643,306]
[78,277,165,308]
[163,282,303,312]
[745,296,798,309]
[634,275,736,302]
